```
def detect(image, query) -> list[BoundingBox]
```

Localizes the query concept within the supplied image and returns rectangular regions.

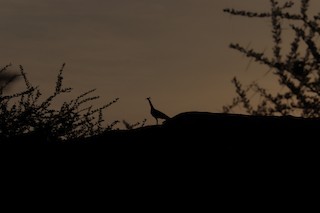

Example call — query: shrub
[0,63,119,142]
[122,119,147,130]
[223,0,320,117]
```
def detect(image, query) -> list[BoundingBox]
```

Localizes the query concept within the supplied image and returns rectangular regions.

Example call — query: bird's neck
[148,99,155,110]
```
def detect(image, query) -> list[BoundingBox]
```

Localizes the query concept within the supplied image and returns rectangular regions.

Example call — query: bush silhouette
[0,63,119,143]
[122,119,147,130]
[223,0,320,117]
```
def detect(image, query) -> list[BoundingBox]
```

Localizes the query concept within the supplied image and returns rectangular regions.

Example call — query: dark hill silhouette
[46,111,318,159]
[2,111,319,159]
[164,111,320,129]
[1,111,318,175]
[2,112,315,206]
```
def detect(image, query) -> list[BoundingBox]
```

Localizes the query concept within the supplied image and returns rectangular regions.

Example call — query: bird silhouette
[146,97,170,125]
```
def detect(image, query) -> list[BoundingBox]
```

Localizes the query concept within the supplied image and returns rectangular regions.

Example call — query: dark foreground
[1,112,317,204]
[0,112,320,200]
[2,112,319,159]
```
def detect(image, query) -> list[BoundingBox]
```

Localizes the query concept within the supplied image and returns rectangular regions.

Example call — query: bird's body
[146,97,170,125]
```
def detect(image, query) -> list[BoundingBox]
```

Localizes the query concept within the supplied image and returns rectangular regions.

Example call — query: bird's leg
[155,118,158,125]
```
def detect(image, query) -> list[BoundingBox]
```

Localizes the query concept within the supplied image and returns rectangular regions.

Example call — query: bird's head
[146,97,151,100]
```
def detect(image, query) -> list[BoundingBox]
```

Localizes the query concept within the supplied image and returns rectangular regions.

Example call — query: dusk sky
[1,0,319,126]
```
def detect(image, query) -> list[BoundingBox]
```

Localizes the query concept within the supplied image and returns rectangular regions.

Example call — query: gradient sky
[1,0,319,126]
